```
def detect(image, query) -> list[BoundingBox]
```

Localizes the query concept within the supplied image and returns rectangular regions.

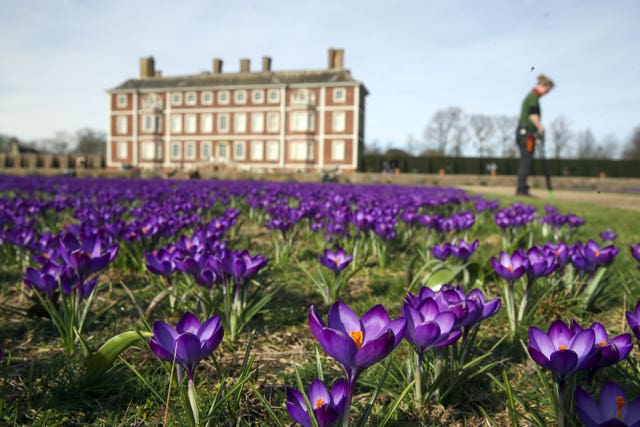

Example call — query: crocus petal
[176,312,201,334]
[174,333,204,364]
[360,305,391,344]
[386,317,406,347]
[548,320,574,348]
[412,322,441,349]
[308,379,331,410]
[309,306,327,343]
[327,301,361,335]
[148,339,175,362]
[529,327,555,358]
[549,350,578,378]
[152,321,179,350]
[286,402,312,427]
[527,345,551,369]
[569,330,596,363]
[575,386,603,427]
[286,387,307,409]
[354,329,395,371]
[318,328,357,368]
[600,382,626,422]
[197,315,222,341]
[625,397,640,426]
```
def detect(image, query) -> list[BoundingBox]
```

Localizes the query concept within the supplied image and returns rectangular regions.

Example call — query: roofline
[107,80,369,94]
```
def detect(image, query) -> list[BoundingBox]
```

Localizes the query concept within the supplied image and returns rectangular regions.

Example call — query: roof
[109,69,368,93]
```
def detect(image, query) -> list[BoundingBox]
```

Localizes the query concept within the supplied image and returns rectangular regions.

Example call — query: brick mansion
[107,48,367,172]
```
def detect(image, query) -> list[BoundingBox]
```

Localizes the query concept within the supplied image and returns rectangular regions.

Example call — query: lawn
[1,175,639,426]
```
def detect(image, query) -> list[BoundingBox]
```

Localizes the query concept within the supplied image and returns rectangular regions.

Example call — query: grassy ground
[1,182,640,426]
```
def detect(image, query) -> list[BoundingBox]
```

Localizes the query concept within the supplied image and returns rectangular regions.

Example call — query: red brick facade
[107,49,367,172]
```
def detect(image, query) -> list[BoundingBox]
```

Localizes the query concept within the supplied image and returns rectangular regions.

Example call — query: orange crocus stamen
[599,340,608,346]
[507,265,513,272]
[594,250,600,257]
[142,226,148,234]
[558,345,568,350]
[617,395,626,419]
[350,331,363,350]
[314,398,326,409]
[332,257,340,265]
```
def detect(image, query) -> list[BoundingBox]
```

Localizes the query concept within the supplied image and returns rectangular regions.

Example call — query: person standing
[516,74,554,196]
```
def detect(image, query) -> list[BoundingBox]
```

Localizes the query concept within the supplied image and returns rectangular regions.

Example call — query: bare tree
[549,116,572,159]
[621,126,640,159]
[494,115,518,157]
[43,130,74,154]
[598,134,619,159]
[363,139,382,155]
[469,114,496,157]
[405,134,421,156]
[75,128,106,155]
[423,106,463,154]
[450,122,470,157]
[575,128,598,159]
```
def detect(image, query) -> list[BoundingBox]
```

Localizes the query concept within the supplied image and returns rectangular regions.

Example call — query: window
[218,91,229,104]
[218,114,229,133]
[290,141,314,161]
[234,141,246,160]
[142,142,162,160]
[201,141,212,160]
[250,141,264,160]
[185,114,197,133]
[171,92,183,106]
[143,115,161,132]
[201,114,213,133]
[331,140,345,161]
[234,113,247,133]
[143,94,162,109]
[201,91,213,105]
[252,90,264,104]
[116,94,128,108]
[291,111,314,132]
[117,142,128,159]
[171,115,182,133]
[234,90,247,104]
[251,113,264,132]
[218,142,228,159]
[185,92,197,106]
[333,88,346,103]
[267,89,280,103]
[116,116,128,134]
[332,111,346,132]
[185,142,196,159]
[266,112,280,132]
[266,141,279,161]
[171,142,181,159]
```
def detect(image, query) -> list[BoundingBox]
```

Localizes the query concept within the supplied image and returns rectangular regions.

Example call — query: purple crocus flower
[542,242,570,269]
[145,247,178,278]
[24,261,60,299]
[525,246,558,281]
[527,319,599,380]
[402,297,462,356]
[431,243,452,261]
[308,302,405,383]
[571,321,632,372]
[599,227,617,242]
[576,382,640,427]
[583,240,619,268]
[491,249,529,287]
[148,311,223,380]
[630,243,640,265]
[58,233,119,280]
[319,249,353,275]
[626,299,640,341]
[286,378,346,427]
[450,239,479,263]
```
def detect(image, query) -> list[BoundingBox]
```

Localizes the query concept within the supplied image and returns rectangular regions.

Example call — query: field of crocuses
[2,174,640,426]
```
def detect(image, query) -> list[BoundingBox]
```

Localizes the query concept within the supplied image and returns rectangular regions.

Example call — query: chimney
[334,49,344,69]
[140,56,155,79]
[262,56,272,72]
[240,58,250,73]
[154,70,162,77]
[213,58,223,74]
[327,48,336,69]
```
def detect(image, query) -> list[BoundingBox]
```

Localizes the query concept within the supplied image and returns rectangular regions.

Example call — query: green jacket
[518,90,541,133]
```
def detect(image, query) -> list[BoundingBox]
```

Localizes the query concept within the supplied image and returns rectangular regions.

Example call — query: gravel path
[458,185,640,212]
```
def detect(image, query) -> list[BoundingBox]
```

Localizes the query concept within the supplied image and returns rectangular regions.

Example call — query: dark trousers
[516,131,534,194]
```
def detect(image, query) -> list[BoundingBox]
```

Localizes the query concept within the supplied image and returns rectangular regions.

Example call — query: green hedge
[360,154,640,178]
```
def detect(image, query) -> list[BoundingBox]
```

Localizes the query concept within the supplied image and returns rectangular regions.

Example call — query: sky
[1,0,638,155]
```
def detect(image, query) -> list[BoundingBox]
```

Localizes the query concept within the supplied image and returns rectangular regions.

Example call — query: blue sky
[1,0,638,154]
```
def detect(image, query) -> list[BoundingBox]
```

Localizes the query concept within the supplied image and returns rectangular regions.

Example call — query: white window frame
[267,89,279,103]
[171,114,182,133]
[218,113,229,133]
[234,90,247,104]
[201,113,213,133]
[291,111,315,132]
[233,141,246,160]
[185,114,197,134]
[218,91,229,105]
[143,115,154,132]
[171,142,182,160]
[234,113,247,133]
[332,111,346,132]
[142,142,162,160]
[201,91,213,105]
[171,92,183,106]
[116,116,128,135]
[116,94,128,108]
[333,88,346,103]
[201,141,212,160]
[116,141,128,160]
[252,90,264,104]
[266,112,280,133]
[184,141,196,160]
[266,141,279,161]
[250,141,264,161]
[218,142,228,159]
[290,141,314,161]
[251,112,264,133]
[331,140,345,161]
[185,91,197,106]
